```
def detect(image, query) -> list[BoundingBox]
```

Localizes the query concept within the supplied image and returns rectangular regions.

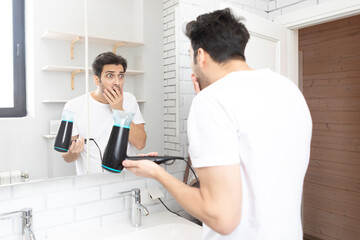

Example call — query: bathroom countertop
[47,211,202,240]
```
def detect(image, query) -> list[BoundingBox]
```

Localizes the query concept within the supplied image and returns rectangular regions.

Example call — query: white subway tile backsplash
[0,186,11,200]
[0,219,13,237]
[13,178,73,198]
[34,207,74,229]
[276,0,298,8]
[146,178,164,189]
[46,187,100,209]
[123,170,142,181]
[76,198,125,221]
[74,172,123,188]
[101,179,146,199]
[0,195,45,213]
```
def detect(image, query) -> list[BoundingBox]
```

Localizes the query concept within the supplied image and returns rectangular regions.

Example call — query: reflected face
[96,64,125,92]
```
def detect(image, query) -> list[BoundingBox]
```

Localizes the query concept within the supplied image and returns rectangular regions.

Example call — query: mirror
[0,0,164,184]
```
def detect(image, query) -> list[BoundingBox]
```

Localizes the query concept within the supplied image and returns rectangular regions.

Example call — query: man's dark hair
[92,52,128,79]
[185,8,250,64]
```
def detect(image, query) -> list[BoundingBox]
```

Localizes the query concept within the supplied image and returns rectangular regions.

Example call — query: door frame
[274,0,360,87]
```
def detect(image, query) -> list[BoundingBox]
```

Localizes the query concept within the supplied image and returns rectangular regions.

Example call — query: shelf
[42,65,144,75]
[42,30,144,47]
[43,134,56,139]
[42,100,68,103]
[42,99,145,104]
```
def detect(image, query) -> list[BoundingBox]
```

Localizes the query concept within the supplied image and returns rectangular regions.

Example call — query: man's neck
[209,60,252,84]
[91,89,108,104]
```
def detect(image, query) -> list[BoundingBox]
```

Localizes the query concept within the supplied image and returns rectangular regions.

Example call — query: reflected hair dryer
[54,110,75,152]
[102,110,183,173]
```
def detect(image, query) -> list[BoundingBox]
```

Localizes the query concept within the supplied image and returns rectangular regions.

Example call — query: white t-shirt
[63,92,145,175]
[188,69,312,240]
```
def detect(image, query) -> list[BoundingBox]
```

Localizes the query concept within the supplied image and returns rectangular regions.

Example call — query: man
[62,52,146,175]
[123,8,312,240]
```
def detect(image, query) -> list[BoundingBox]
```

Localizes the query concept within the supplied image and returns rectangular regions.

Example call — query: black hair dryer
[102,110,183,173]
[54,110,74,153]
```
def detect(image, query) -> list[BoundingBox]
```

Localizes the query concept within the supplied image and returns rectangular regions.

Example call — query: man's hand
[68,137,85,154]
[123,152,164,179]
[103,86,124,110]
[191,73,201,94]
[62,136,85,163]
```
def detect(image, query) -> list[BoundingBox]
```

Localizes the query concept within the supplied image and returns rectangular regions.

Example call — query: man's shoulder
[64,94,87,109]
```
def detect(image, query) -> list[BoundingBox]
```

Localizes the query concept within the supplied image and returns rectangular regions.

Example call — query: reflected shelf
[41,30,144,47]
[43,134,56,139]
[41,65,144,75]
[42,99,146,103]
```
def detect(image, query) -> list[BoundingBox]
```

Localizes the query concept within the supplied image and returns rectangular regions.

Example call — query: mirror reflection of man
[61,52,146,175]
[123,8,312,240]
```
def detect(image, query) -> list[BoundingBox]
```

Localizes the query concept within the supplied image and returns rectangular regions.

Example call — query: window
[0,0,26,117]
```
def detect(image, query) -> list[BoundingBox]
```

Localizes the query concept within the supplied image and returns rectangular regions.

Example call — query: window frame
[0,0,26,118]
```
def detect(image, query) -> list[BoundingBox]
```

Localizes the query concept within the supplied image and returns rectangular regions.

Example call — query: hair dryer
[54,110,75,152]
[102,110,183,173]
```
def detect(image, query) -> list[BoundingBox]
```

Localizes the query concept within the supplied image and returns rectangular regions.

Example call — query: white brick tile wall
[0,195,45,213]
[46,187,100,209]
[13,178,73,198]
[276,0,298,8]
[35,207,74,229]
[101,179,146,199]
[76,198,124,220]
[74,172,124,188]
[0,186,11,200]
[0,219,13,237]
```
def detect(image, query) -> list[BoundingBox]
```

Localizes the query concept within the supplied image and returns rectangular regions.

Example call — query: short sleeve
[63,101,79,137]
[123,92,145,125]
[188,94,239,168]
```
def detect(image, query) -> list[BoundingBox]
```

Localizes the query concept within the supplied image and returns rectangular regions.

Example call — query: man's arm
[129,123,146,150]
[62,135,85,163]
[123,160,242,235]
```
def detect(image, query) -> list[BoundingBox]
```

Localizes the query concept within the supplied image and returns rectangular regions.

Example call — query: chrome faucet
[0,208,36,240]
[119,188,149,227]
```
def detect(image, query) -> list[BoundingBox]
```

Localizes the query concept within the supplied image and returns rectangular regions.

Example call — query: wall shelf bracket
[71,70,82,90]
[70,36,80,60]
[113,42,126,53]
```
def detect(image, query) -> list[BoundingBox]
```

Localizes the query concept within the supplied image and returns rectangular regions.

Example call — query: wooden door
[300,14,360,240]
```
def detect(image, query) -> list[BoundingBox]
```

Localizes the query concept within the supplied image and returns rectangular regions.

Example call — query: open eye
[119,74,125,78]
[106,73,113,78]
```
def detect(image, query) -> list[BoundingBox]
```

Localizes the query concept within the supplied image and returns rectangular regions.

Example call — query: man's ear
[197,48,206,67]
[94,75,100,86]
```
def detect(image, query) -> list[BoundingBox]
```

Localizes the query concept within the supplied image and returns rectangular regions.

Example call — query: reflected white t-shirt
[188,69,312,240]
[63,92,145,175]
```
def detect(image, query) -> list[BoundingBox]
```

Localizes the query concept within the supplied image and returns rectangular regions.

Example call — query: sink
[106,222,202,240]
[47,211,203,240]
